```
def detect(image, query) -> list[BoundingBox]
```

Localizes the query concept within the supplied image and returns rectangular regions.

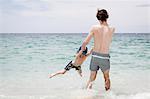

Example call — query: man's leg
[103,70,111,91]
[86,71,97,89]
[49,69,67,78]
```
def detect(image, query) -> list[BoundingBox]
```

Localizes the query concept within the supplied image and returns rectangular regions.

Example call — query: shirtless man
[81,9,115,91]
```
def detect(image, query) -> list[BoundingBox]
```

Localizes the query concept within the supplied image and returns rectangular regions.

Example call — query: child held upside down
[49,46,93,78]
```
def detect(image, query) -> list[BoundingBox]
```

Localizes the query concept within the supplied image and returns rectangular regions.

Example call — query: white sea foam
[104,91,150,99]
[0,95,57,99]
[70,89,98,99]
[0,91,150,99]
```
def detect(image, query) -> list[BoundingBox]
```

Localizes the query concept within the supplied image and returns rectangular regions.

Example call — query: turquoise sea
[0,33,150,99]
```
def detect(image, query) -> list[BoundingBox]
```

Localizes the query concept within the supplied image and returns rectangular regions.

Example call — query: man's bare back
[91,25,115,54]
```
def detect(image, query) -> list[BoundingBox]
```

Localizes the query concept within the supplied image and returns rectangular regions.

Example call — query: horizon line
[0,32,150,34]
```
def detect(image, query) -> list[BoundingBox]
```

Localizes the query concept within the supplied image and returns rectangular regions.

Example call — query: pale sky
[0,0,150,33]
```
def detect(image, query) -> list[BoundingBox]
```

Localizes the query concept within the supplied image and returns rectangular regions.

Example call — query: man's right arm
[81,26,94,50]
[75,50,82,58]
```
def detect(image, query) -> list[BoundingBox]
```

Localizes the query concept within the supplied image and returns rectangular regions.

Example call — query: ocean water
[0,33,150,99]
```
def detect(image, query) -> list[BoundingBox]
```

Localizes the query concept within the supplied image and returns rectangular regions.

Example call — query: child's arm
[75,50,83,57]
[86,47,93,56]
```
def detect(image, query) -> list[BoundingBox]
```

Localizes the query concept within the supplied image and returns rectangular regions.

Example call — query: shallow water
[0,33,150,99]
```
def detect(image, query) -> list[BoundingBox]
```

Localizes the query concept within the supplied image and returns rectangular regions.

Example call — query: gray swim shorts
[90,51,110,72]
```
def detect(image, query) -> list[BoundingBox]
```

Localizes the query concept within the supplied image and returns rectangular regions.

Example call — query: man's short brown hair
[96,9,109,22]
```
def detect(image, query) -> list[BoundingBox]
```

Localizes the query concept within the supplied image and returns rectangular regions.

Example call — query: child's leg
[77,70,82,77]
[49,69,67,78]
[75,66,82,77]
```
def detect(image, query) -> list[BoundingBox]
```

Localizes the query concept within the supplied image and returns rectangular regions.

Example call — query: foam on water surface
[0,91,150,99]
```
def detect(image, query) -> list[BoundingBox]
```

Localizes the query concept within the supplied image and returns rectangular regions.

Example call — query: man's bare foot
[105,79,110,91]
[88,83,93,89]
[87,81,94,89]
